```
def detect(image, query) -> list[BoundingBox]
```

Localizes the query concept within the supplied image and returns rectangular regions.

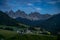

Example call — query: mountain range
[1,10,60,35]
[6,10,51,20]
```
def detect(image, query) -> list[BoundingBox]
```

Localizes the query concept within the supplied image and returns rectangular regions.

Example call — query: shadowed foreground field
[0,29,57,40]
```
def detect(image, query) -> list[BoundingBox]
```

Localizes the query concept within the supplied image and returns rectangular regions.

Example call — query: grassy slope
[0,29,17,39]
[0,29,57,40]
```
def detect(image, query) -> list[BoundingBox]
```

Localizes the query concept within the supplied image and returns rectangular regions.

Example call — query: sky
[0,0,60,14]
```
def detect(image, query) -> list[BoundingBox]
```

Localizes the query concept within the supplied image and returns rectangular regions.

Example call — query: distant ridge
[6,10,51,20]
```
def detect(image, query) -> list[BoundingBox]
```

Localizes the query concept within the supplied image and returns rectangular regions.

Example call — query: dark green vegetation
[0,30,57,40]
[0,11,19,26]
[40,14,60,35]
[16,17,44,26]
[0,11,28,28]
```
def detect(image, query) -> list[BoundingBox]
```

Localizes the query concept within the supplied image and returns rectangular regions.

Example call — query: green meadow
[0,29,57,40]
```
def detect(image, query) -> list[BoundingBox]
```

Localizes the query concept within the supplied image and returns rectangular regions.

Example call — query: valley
[0,11,60,40]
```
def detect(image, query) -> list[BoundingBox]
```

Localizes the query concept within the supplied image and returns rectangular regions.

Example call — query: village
[16,27,51,35]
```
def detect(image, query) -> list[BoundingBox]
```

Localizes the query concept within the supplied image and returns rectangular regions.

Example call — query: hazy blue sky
[0,0,60,14]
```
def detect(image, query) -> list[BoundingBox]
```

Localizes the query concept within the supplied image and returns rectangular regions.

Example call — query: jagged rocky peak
[29,12,41,17]
[28,12,41,20]
[9,10,14,13]
[8,10,16,18]
[29,12,40,15]
[44,14,51,17]
[28,12,52,20]
[15,10,26,15]
[15,10,27,18]
[15,10,21,13]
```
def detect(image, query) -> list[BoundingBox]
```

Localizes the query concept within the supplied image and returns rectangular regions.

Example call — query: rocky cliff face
[6,10,51,20]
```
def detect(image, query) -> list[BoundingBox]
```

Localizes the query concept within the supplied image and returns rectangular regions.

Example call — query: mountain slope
[16,17,44,27]
[0,11,19,26]
[40,13,60,34]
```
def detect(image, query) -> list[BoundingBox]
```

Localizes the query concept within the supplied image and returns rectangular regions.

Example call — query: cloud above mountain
[0,0,60,14]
